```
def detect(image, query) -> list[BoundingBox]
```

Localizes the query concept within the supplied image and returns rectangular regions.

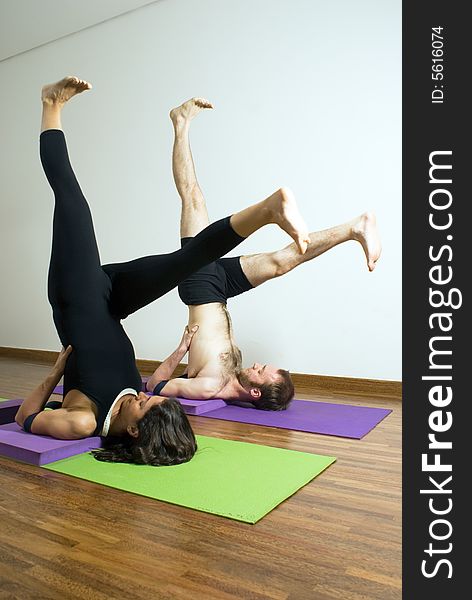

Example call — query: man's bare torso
[186,303,241,393]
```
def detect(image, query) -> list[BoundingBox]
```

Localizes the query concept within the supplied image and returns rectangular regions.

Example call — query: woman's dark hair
[91,397,197,466]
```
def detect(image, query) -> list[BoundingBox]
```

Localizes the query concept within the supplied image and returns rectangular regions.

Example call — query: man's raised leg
[170,98,213,237]
[170,98,310,254]
[240,212,382,287]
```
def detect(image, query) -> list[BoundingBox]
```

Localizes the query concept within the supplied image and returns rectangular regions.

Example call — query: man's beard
[236,370,254,390]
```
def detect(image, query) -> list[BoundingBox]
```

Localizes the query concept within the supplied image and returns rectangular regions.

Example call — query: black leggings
[40,129,245,427]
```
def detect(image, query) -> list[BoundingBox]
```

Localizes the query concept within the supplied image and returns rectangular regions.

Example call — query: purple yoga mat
[201,399,391,439]
[140,386,391,438]
[0,422,102,466]
[0,398,23,425]
[178,398,227,415]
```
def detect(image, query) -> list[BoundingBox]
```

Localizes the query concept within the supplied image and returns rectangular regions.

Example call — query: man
[146,98,382,410]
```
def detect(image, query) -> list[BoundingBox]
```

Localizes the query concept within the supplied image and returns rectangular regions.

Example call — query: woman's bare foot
[170,97,213,125]
[352,212,382,271]
[41,76,92,105]
[266,187,310,254]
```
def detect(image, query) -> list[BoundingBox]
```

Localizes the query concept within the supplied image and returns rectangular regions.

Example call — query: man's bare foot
[267,188,310,254]
[352,212,382,271]
[170,97,213,125]
[41,76,92,105]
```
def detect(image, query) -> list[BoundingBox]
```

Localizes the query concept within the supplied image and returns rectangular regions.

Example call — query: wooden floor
[0,357,401,600]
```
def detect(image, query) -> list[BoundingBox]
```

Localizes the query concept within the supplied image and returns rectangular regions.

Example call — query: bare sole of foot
[353,212,382,271]
[41,76,92,104]
[170,97,213,124]
[270,187,310,254]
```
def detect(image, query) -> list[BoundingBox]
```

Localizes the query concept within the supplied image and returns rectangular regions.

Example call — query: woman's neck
[106,393,134,436]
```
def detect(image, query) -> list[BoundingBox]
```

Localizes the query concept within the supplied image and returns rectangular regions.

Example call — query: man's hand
[179,325,199,353]
[51,345,73,377]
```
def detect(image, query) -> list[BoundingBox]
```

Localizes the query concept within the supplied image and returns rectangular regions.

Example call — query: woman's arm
[146,326,198,392]
[27,408,96,439]
[15,346,72,427]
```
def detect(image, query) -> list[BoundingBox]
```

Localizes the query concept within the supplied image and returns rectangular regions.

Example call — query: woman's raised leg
[40,77,107,324]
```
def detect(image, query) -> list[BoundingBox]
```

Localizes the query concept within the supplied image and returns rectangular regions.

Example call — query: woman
[15,76,310,466]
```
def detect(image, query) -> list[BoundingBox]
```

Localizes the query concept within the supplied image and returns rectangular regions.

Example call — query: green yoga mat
[44,435,335,523]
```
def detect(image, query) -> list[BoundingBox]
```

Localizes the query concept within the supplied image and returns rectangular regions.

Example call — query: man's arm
[15,346,72,428]
[146,326,198,393]
[150,376,219,400]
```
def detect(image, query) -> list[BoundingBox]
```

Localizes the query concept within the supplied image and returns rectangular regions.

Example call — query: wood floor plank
[0,356,401,599]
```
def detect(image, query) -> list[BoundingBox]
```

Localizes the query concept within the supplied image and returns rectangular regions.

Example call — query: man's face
[243,363,280,387]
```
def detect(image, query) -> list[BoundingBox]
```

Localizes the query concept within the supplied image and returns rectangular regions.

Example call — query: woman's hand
[179,325,199,353]
[52,345,73,377]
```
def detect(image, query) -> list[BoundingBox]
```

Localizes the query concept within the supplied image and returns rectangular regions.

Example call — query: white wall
[0,0,401,380]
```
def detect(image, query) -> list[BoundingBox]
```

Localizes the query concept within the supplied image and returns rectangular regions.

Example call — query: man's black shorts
[178,237,254,305]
